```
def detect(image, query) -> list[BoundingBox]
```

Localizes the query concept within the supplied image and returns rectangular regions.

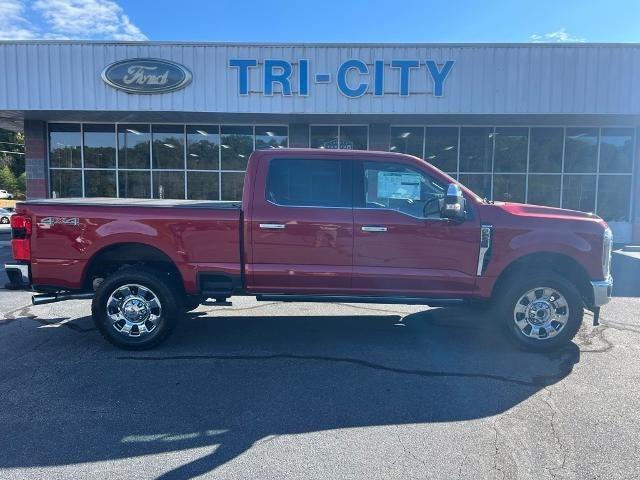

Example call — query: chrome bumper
[590,276,613,307]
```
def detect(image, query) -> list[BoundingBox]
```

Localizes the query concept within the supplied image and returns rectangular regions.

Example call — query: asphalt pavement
[0,229,639,479]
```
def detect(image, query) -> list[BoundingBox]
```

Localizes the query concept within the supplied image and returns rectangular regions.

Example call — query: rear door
[352,159,480,297]
[247,156,353,293]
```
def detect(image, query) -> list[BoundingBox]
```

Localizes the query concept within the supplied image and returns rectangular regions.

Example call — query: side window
[363,161,446,218]
[266,158,351,207]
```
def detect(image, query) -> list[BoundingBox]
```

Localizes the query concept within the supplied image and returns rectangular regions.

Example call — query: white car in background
[0,190,13,199]
[0,208,14,224]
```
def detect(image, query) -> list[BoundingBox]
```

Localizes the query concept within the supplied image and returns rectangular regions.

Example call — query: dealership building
[0,41,638,242]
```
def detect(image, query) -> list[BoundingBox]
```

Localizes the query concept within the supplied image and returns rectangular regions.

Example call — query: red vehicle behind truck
[5,149,613,350]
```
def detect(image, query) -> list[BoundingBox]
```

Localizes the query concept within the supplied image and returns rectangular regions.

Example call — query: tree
[16,172,26,196]
[0,165,18,193]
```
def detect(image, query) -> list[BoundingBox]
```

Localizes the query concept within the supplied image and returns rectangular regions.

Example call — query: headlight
[602,228,613,278]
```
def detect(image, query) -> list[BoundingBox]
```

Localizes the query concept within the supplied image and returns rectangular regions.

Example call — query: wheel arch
[82,242,185,295]
[492,251,593,306]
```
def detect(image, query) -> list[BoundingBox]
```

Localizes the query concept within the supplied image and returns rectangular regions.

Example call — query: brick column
[288,123,309,148]
[24,120,48,199]
[368,123,390,152]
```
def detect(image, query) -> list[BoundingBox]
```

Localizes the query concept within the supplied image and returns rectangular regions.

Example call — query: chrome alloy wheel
[513,287,570,340]
[106,284,162,338]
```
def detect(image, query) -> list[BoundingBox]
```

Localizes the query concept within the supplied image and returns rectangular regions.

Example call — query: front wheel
[496,274,583,350]
[1,216,9,224]
[92,267,181,350]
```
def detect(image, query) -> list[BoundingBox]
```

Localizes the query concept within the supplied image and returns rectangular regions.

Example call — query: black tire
[91,267,181,350]
[496,274,583,351]
[1,216,9,224]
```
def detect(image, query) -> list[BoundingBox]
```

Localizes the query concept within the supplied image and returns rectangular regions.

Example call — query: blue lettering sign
[228,58,455,97]
[390,60,420,96]
[426,60,455,97]
[228,59,257,95]
[299,59,309,96]
[337,59,369,98]
[264,59,293,95]
[373,60,384,96]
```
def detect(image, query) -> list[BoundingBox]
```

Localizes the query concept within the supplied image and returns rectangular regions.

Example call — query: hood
[487,202,608,226]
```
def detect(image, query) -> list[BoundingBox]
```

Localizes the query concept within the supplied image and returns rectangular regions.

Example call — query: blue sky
[1,0,639,43]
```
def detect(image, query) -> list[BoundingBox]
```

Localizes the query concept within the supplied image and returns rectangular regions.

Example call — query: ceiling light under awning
[126,128,141,135]
[400,132,411,138]
[443,145,455,151]
[265,131,276,137]
[196,130,209,136]
[162,143,175,149]
[221,144,230,149]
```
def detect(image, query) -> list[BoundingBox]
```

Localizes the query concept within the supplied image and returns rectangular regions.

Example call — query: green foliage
[16,172,26,195]
[0,165,17,192]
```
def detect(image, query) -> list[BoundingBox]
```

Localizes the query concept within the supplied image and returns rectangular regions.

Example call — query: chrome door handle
[361,225,387,232]
[260,223,286,230]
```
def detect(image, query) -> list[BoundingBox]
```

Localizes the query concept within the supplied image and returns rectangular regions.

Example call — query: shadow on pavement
[0,305,579,478]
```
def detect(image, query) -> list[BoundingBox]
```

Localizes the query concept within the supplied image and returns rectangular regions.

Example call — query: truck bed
[16,197,243,294]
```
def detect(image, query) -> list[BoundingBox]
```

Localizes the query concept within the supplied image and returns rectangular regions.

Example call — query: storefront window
[152,125,184,170]
[221,126,253,170]
[390,127,423,158]
[425,127,458,173]
[599,128,634,173]
[83,124,116,169]
[49,124,81,168]
[118,124,150,169]
[529,128,563,173]
[564,128,598,173]
[153,171,185,199]
[84,170,116,197]
[119,171,150,198]
[187,125,219,170]
[493,174,526,202]
[50,169,82,198]
[310,126,339,149]
[597,176,631,222]
[255,126,288,150]
[340,126,368,150]
[310,125,367,150]
[221,172,245,200]
[459,174,491,199]
[527,175,561,207]
[459,127,493,172]
[562,175,596,212]
[187,172,219,200]
[494,127,528,173]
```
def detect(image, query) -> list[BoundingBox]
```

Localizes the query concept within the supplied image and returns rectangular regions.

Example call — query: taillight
[10,215,32,261]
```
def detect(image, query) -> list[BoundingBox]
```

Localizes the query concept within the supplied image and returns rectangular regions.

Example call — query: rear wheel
[91,267,181,350]
[496,274,583,350]
[1,216,9,224]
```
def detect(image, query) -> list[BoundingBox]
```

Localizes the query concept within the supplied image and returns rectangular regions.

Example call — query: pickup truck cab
[5,149,613,350]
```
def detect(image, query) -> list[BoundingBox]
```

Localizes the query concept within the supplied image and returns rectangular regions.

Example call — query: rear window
[266,158,351,207]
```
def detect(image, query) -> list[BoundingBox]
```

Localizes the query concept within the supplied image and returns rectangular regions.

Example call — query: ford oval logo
[101,58,192,94]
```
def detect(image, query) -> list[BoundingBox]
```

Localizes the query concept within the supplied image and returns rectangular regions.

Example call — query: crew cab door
[352,159,480,296]
[247,156,353,293]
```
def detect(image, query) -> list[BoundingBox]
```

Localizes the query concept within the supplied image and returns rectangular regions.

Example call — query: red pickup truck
[5,149,613,350]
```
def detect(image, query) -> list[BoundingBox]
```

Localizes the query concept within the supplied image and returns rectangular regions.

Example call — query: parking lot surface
[0,230,639,479]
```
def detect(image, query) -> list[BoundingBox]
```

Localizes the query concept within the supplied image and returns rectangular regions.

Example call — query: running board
[255,294,463,307]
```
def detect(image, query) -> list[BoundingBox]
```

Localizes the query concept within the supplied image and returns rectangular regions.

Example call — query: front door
[352,160,480,297]
[248,156,353,294]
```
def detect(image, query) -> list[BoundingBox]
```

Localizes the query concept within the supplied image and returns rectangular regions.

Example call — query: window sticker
[377,172,421,200]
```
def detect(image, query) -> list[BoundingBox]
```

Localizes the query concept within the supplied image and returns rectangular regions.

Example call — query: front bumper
[590,276,613,307]
[4,263,30,289]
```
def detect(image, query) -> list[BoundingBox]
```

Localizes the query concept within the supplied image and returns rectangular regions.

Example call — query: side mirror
[441,183,466,221]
